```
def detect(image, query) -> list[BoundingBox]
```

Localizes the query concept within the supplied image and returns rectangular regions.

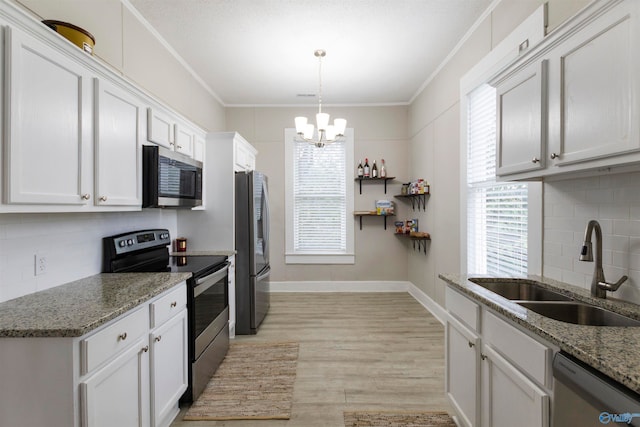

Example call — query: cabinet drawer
[81,306,148,375]
[150,283,187,328]
[483,311,551,387]
[446,286,480,332]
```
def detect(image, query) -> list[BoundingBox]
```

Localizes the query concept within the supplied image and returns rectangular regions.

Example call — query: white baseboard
[407,282,447,325]
[269,280,446,325]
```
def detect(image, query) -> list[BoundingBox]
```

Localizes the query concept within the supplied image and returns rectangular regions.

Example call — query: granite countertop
[439,273,640,395]
[0,272,191,338]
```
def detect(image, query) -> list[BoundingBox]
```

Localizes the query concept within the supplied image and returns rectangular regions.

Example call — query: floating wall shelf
[354,212,394,230]
[395,233,431,254]
[394,190,429,211]
[355,177,395,194]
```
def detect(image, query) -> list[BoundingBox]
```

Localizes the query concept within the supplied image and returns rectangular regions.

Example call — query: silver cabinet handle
[170,301,177,308]
[481,353,487,361]
[155,336,162,342]
[468,341,475,348]
[118,332,127,341]
[177,145,183,149]
[141,345,149,353]
[550,153,559,159]
[532,157,540,163]
[99,196,107,202]
[81,193,91,200]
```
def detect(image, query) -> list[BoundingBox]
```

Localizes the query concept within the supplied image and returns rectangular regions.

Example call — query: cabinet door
[193,135,205,162]
[548,0,640,166]
[94,78,142,207]
[495,59,547,177]
[150,309,188,427]
[81,337,150,427]
[446,315,480,427]
[5,26,93,205]
[481,345,549,427]
[174,124,195,157]
[147,108,174,149]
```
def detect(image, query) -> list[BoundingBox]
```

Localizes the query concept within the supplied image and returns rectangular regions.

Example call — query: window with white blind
[466,84,528,276]
[284,128,355,264]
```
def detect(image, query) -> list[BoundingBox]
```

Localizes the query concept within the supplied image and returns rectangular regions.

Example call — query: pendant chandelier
[295,49,346,148]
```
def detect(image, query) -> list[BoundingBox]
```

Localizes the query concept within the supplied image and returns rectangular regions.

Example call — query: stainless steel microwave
[142,145,203,208]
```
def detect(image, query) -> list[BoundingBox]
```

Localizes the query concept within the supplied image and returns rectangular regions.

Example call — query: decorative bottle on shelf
[357,160,364,178]
[372,160,378,178]
[380,159,387,178]
[364,158,370,178]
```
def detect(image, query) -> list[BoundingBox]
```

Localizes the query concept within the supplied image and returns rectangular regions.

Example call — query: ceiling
[127,0,493,106]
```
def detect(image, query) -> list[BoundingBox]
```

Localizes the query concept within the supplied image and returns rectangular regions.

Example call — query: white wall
[0,211,177,302]
[544,172,640,305]
[226,106,411,282]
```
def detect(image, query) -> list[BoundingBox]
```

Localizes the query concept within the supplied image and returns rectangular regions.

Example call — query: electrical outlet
[34,253,47,276]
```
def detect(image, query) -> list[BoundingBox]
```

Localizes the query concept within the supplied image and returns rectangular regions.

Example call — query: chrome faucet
[579,220,628,298]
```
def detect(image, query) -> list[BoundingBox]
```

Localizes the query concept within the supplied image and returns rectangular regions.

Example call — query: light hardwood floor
[170,292,451,427]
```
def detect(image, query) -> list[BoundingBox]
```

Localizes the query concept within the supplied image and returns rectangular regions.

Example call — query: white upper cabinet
[147,108,203,160]
[491,0,640,180]
[496,59,547,176]
[94,78,143,207]
[174,122,195,157]
[547,0,640,167]
[234,134,257,172]
[147,108,174,150]
[4,25,93,205]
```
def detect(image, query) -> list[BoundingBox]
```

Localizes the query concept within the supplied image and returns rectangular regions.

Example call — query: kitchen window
[460,5,545,276]
[466,84,529,276]
[284,128,355,264]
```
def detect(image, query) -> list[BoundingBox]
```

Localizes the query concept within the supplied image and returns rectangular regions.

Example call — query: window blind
[293,140,347,253]
[467,84,528,276]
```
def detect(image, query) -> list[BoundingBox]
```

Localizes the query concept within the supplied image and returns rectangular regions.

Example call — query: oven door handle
[194,263,229,297]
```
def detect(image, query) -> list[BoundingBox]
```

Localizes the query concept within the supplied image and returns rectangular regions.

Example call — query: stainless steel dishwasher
[553,352,640,427]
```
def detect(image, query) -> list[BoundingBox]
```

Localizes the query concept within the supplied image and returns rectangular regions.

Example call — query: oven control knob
[162,233,169,240]
[118,240,126,248]
[127,239,134,246]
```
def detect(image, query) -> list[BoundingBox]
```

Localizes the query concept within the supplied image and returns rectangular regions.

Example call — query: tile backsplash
[544,171,640,305]
[0,210,177,303]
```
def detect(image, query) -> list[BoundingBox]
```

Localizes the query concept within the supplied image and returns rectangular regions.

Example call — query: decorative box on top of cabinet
[490,0,640,181]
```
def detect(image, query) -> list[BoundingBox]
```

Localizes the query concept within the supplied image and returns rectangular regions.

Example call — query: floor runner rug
[184,342,299,420]
[344,410,457,427]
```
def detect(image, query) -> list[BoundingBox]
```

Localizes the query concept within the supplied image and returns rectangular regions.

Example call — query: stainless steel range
[102,229,229,402]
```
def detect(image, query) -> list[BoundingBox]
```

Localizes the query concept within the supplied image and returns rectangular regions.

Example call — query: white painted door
[150,309,188,427]
[446,315,480,427]
[81,337,150,427]
[5,26,93,205]
[94,78,142,207]
[495,59,547,177]
[548,0,640,166]
[481,345,549,427]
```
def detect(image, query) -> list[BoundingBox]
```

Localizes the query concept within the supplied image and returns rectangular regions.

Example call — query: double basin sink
[469,278,640,327]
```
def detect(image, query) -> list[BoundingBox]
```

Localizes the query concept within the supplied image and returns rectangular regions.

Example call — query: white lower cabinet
[81,336,151,427]
[445,315,480,427]
[150,309,188,427]
[445,285,554,427]
[481,346,549,427]
[0,282,187,427]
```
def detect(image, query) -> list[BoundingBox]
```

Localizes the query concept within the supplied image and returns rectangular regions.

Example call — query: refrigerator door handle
[261,178,270,265]
[256,265,271,282]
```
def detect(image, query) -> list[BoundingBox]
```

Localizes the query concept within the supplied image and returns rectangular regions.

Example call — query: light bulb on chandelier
[294,49,347,148]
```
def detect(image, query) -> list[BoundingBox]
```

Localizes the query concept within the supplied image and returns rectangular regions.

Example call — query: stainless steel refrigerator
[235,171,270,335]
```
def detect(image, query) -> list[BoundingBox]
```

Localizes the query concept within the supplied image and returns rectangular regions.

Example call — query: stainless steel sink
[518,302,640,327]
[469,278,573,301]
